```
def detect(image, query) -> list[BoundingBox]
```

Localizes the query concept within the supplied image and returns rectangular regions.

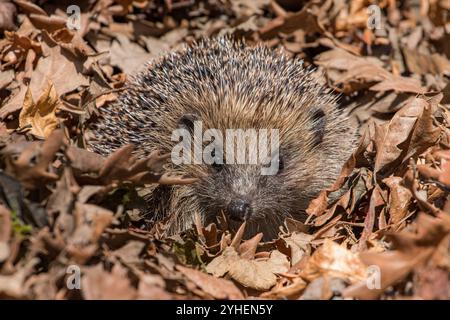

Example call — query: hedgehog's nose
[227,198,252,221]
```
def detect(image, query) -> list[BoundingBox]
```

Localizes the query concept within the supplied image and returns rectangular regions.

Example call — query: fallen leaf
[228,258,278,291]
[82,264,137,299]
[177,265,244,299]
[112,240,145,265]
[18,81,59,138]
[1,33,89,119]
[206,246,288,291]
[1,129,64,188]
[301,239,367,283]
[374,97,441,176]
[206,246,240,278]
[383,176,412,227]
[259,4,321,39]
[282,232,313,265]
[0,204,12,262]
[343,213,450,299]
[0,258,38,298]
[413,265,450,299]
[0,1,16,31]
[137,274,172,300]
[110,34,152,74]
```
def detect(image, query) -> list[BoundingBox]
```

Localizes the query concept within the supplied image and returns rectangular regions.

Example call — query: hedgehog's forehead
[193,114,308,138]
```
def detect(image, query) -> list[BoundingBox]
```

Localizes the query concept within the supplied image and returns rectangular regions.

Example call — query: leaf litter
[0,0,450,300]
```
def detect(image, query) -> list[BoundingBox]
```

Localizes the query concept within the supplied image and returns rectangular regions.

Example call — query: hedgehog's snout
[226,198,252,221]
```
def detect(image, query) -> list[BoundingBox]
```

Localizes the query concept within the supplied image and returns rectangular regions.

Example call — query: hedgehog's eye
[209,148,224,172]
[212,162,224,172]
[178,113,198,133]
[311,108,326,147]
[277,156,285,173]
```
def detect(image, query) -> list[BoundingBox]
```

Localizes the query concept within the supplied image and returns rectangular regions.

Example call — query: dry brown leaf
[46,168,79,217]
[343,213,450,299]
[316,48,426,94]
[66,146,105,174]
[28,14,66,32]
[374,97,441,176]
[300,239,367,283]
[206,246,240,277]
[206,246,288,291]
[72,203,113,243]
[259,4,321,39]
[358,184,386,250]
[1,129,64,188]
[0,258,38,299]
[227,259,277,291]
[13,0,47,16]
[82,264,137,300]
[110,34,152,74]
[413,265,450,299]
[176,265,244,299]
[65,203,113,263]
[306,129,372,220]
[403,49,450,76]
[1,33,89,120]
[0,0,16,31]
[418,161,450,187]
[260,277,307,299]
[299,276,347,300]
[282,232,313,265]
[370,77,426,94]
[18,81,59,138]
[0,204,12,262]
[264,250,290,274]
[137,274,172,300]
[238,232,262,259]
[383,176,412,227]
[112,240,146,265]
[0,30,41,71]
[0,69,14,89]
[67,144,196,186]
[45,29,93,58]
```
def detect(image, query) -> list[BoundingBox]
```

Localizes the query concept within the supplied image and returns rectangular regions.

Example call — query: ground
[0,0,449,300]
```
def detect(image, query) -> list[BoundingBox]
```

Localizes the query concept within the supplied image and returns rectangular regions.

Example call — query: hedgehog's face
[171,95,353,238]
[172,108,337,237]
[193,150,314,236]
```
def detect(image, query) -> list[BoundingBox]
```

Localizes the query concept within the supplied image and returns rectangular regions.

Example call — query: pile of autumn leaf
[1,0,450,299]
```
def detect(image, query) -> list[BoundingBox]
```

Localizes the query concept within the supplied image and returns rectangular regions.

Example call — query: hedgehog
[88,37,356,239]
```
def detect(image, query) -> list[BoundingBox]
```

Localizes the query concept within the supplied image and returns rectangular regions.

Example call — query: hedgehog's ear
[177,113,198,133]
[311,108,326,147]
